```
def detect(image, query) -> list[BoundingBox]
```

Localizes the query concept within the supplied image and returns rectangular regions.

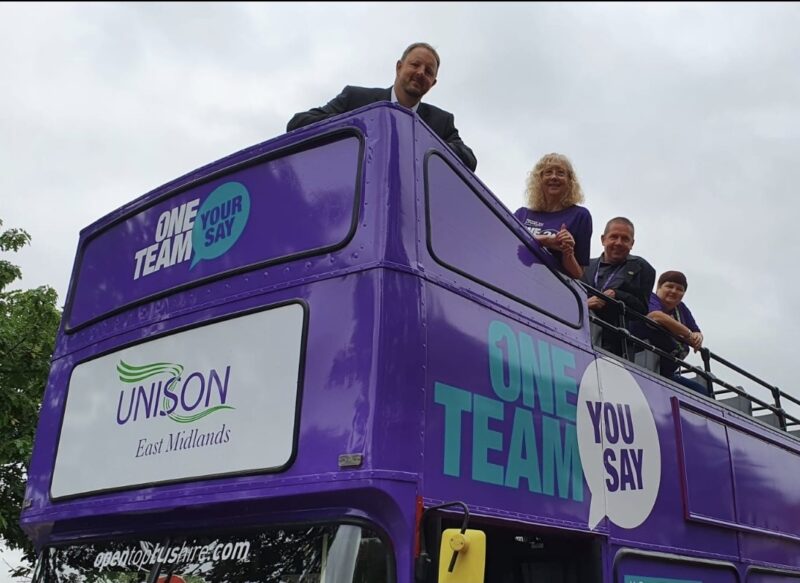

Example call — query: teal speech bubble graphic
[190,182,251,269]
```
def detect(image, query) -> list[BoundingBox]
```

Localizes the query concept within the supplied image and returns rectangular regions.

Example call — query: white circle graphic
[577,356,661,530]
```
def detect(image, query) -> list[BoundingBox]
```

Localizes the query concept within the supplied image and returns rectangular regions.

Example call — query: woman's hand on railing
[687,331,704,351]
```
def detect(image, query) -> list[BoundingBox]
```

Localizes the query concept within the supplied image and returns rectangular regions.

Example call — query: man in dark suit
[580,217,656,357]
[287,42,477,172]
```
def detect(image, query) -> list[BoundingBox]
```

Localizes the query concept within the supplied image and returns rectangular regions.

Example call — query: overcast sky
[2,1,800,576]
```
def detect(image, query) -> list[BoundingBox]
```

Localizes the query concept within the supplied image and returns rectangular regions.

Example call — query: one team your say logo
[132,181,251,279]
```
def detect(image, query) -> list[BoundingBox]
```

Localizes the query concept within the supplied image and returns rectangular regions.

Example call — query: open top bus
[21,103,800,583]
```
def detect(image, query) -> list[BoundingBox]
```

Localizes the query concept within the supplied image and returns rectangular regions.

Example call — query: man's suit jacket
[581,254,656,322]
[287,85,477,171]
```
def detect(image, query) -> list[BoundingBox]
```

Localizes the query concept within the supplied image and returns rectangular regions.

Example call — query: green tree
[0,218,61,574]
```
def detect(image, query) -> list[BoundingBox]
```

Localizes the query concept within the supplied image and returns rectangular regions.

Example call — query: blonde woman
[514,153,592,278]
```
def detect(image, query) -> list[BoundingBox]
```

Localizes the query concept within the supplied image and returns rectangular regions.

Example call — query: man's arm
[287,86,351,132]
[613,261,656,314]
[613,288,648,314]
[580,263,607,311]
[441,114,477,171]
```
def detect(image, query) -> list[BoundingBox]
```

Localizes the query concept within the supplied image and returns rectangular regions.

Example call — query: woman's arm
[555,224,583,278]
[647,311,694,341]
[687,331,703,351]
[560,247,584,278]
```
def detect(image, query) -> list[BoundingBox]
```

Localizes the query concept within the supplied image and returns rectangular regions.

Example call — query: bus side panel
[419,286,745,561]
[598,368,740,559]
[372,268,428,475]
[677,402,800,567]
[738,533,800,571]
[421,284,592,530]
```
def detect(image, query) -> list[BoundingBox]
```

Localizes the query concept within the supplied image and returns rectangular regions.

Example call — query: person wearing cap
[514,153,593,278]
[581,217,656,356]
[647,270,710,396]
[287,42,477,171]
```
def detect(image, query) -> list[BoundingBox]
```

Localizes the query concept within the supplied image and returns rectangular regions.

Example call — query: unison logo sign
[53,305,302,499]
[115,360,235,425]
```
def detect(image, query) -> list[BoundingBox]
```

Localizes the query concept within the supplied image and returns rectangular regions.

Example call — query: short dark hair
[401,42,440,69]
[603,216,635,236]
[658,270,688,290]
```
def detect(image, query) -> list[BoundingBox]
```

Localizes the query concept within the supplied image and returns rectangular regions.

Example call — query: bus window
[424,152,583,328]
[617,554,738,583]
[51,303,306,499]
[749,573,800,583]
[66,133,362,331]
[33,524,390,583]
[33,538,157,583]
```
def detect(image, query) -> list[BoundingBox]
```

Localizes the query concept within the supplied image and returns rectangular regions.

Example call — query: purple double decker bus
[21,103,800,582]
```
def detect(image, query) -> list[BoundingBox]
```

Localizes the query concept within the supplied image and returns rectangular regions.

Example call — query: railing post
[701,348,713,397]
[618,301,629,361]
[772,387,787,430]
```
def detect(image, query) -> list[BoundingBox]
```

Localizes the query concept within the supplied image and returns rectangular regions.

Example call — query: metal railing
[580,282,800,435]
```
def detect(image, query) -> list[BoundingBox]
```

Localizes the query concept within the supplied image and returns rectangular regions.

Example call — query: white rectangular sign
[51,303,305,499]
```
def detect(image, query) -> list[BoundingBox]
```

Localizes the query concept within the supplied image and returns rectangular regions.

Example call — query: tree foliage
[0,218,61,573]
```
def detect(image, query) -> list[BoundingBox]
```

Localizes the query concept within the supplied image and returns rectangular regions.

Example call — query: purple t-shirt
[648,293,700,332]
[514,205,593,267]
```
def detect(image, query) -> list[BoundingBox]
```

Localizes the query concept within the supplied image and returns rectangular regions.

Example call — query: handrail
[704,348,800,409]
[579,282,800,435]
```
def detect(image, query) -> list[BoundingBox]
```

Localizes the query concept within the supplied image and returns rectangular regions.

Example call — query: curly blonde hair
[525,153,585,211]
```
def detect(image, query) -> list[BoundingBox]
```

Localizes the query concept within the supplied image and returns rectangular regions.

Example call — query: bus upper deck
[21,102,800,582]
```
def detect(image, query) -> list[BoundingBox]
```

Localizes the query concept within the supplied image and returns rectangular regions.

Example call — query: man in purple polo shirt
[580,217,656,357]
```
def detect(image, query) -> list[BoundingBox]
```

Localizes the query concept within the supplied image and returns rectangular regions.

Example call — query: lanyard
[670,304,688,352]
[594,263,625,292]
